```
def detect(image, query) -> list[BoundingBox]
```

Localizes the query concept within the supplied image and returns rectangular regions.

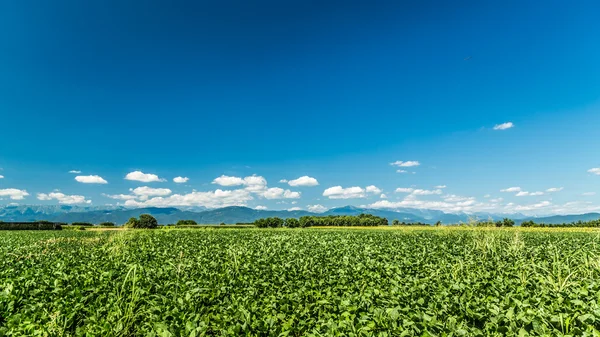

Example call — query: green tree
[125,214,158,229]
[502,218,515,227]
[392,219,400,226]
[98,222,115,227]
[285,218,300,228]
[125,217,139,228]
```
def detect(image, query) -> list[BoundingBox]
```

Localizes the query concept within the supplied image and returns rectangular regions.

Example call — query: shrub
[98,222,116,227]
[176,220,197,226]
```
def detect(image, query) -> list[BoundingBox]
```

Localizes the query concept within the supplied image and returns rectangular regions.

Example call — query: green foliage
[125,214,158,229]
[285,218,300,228]
[2,229,600,335]
[255,214,389,228]
[0,221,63,230]
[521,218,600,227]
[176,219,197,226]
[98,222,116,227]
[71,222,94,227]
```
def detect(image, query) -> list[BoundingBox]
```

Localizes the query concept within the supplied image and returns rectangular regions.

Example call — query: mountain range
[1,205,599,225]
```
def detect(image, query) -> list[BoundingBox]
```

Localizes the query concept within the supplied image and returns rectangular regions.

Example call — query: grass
[2,227,600,336]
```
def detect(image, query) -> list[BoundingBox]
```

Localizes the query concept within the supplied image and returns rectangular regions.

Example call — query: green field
[2,228,600,336]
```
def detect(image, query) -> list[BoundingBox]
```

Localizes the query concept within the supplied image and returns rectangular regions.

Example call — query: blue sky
[1,0,599,215]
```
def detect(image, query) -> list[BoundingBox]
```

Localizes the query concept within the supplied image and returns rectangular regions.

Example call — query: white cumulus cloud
[212,175,267,192]
[435,185,447,189]
[501,187,522,193]
[125,171,166,182]
[173,176,189,183]
[582,192,596,196]
[366,185,382,194]
[546,187,563,192]
[261,187,301,199]
[0,175,3,179]
[411,189,442,196]
[0,188,29,200]
[255,205,268,210]
[395,187,414,193]
[37,192,91,204]
[308,204,328,213]
[124,189,253,208]
[130,187,172,199]
[380,193,387,199]
[390,161,420,167]
[288,207,302,211]
[588,168,600,175]
[323,186,365,199]
[493,122,514,130]
[396,170,408,173]
[286,176,319,187]
[75,175,108,184]
[69,170,81,174]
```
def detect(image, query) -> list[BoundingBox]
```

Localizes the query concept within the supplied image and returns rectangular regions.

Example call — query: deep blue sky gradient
[1,0,599,214]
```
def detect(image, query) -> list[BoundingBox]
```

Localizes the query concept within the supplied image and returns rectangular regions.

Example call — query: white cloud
[75,175,108,184]
[507,201,551,212]
[102,193,137,201]
[490,198,504,203]
[390,161,420,167]
[435,185,447,189]
[125,171,166,182]
[501,187,521,193]
[0,188,29,200]
[0,175,3,179]
[588,168,600,175]
[380,193,387,199]
[212,175,245,186]
[367,198,476,213]
[493,122,514,130]
[546,187,563,192]
[412,189,442,196]
[173,176,189,183]
[69,170,81,174]
[582,192,596,196]
[516,191,544,197]
[212,175,268,192]
[443,194,475,202]
[288,207,302,211]
[396,170,408,173]
[37,192,91,204]
[124,189,252,208]
[287,176,319,187]
[366,185,382,194]
[323,186,365,199]
[279,179,288,183]
[255,205,268,210]
[308,204,328,213]
[243,175,268,192]
[395,187,414,193]
[261,187,301,199]
[484,194,491,198]
[130,186,172,200]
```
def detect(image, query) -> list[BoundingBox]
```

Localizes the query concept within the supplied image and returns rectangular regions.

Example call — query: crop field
[2,228,600,336]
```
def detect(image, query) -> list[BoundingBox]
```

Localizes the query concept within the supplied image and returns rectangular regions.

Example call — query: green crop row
[2,228,600,336]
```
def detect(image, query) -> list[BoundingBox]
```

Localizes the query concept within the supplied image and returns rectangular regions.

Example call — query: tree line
[521,219,600,228]
[254,214,389,228]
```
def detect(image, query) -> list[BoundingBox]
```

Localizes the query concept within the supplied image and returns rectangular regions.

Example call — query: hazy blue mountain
[1,205,598,225]
[517,213,600,225]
